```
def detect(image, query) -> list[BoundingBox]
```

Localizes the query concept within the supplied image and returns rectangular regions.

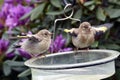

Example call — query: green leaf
[46,8,72,15]
[109,0,120,5]
[84,1,94,6]
[5,60,24,67]
[95,1,102,5]
[72,9,82,24]
[50,0,62,8]
[6,47,14,54]
[105,8,120,18]
[30,3,45,21]
[3,61,11,76]
[2,31,9,40]
[88,5,95,11]
[46,11,63,15]
[104,30,110,40]
[96,7,106,21]
[20,11,33,20]
[18,69,31,77]
[91,41,99,48]
[104,44,120,50]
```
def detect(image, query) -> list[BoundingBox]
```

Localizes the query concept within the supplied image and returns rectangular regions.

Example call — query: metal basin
[25,49,120,80]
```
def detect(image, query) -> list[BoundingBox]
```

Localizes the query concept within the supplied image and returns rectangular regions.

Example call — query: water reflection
[33,52,109,65]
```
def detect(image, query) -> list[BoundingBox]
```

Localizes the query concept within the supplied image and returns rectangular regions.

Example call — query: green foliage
[50,0,62,8]
[105,8,120,18]
[18,69,31,77]
[96,7,106,21]
[72,9,82,24]
[30,3,46,21]
[3,61,11,76]
[0,0,120,80]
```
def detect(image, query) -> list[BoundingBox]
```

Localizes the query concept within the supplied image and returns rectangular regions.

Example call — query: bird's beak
[49,33,53,35]
[64,29,72,33]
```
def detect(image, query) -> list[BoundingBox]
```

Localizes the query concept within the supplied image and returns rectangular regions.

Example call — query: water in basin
[33,52,109,66]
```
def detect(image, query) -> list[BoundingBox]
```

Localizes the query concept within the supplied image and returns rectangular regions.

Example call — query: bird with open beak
[20,29,52,57]
[64,22,113,50]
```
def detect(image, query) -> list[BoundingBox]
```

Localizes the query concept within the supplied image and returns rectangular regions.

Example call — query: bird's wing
[29,36,43,42]
[94,23,113,28]
[92,23,113,32]
[92,23,113,40]
[64,28,79,37]
[70,28,79,37]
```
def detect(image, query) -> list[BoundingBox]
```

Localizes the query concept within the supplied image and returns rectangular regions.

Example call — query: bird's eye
[44,32,48,36]
[84,26,88,28]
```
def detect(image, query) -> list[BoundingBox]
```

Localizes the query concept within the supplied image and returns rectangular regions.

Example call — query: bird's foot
[30,54,35,58]
[73,48,79,54]
[36,54,46,58]
[79,47,90,51]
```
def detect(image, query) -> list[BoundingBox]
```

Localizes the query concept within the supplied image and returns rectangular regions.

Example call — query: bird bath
[25,49,120,80]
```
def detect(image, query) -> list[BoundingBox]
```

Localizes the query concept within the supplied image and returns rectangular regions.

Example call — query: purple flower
[17,48,31,59]
[0,1,33,30]
[0,39,9,55]
[4,0,15,3]
[25,0,31,3]
[49,34,72,53]
[5,4,32,30]
[0,3,13,18]
[6,51,15,59]
[0,23,4,29]
[4,0,27,4]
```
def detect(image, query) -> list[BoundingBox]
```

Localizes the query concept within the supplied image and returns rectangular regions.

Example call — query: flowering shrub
[0,0,32,30]
[0,0,120,80]
[0,39,9,54]
[49,34,72,53]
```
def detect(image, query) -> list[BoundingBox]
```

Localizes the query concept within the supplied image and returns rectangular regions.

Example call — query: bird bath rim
[24,49,119,70]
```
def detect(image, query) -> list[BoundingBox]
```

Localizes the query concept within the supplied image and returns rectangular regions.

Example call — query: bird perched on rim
[64,22,113,50]
[16,29,52,57]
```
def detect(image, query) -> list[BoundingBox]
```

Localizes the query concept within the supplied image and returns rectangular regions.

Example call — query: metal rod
[53,1,80,40]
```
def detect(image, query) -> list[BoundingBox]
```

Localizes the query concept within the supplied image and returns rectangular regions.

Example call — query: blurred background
[0,0,120,80]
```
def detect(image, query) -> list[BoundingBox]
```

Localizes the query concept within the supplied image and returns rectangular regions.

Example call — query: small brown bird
[64,22,112,49]
[20,29,52,57]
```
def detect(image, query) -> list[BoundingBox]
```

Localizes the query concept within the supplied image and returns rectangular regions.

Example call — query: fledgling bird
[64,22,113,49]
[20,29,52,57]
